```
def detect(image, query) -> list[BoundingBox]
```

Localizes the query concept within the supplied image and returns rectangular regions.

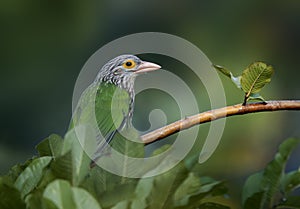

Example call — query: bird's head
[96,55,161,90]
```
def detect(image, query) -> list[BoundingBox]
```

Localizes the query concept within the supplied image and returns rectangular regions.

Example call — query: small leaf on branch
[213,64,232,78]
[240,62,274,104]
[213,64,241,88]
[247,93,266,103]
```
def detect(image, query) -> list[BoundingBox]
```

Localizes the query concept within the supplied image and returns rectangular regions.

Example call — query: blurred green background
[1,0,300,207]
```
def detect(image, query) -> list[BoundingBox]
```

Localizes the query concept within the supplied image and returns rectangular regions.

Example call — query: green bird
[69,54,161,166]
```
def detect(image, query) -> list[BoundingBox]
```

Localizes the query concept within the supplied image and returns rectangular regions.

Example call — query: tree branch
[141,100,300,144]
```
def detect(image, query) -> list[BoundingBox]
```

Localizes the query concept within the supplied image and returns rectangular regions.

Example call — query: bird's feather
[69,81,131,154]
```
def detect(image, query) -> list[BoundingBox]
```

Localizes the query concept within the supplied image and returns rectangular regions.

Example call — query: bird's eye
[122,59,136,69]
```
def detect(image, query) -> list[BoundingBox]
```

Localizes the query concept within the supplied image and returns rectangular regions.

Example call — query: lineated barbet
[69,55,161,166]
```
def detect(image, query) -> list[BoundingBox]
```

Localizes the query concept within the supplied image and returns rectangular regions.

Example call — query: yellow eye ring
[122,59,136,69]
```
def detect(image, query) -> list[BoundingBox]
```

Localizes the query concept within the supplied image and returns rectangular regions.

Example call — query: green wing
[95,82,131,139]
[70,82,130,143]
[70,81,144,167]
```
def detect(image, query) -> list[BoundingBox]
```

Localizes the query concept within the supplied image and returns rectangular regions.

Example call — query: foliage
[1,131,299,208]
[242,138,300,209]
[214,62,274,105]
[0,133,229,209]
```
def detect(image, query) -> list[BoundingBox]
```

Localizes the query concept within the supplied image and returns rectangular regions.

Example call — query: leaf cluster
[3,132,299,208]
[214,62,274,105]
[0,131,229,209]
[242,138,300,209]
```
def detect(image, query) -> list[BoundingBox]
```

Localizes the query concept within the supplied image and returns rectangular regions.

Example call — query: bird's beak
[134,61,161,74]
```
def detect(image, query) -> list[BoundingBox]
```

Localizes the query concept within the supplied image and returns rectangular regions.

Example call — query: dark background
[1,0,300,207]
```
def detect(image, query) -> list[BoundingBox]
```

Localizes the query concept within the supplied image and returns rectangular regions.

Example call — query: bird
[69,54,161,166]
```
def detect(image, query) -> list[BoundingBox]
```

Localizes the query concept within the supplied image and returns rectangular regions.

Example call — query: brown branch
[141,100,300,145]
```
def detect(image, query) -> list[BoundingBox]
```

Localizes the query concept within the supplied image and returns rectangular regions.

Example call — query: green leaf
[179,178,227,208]
[43,179,102,209]
[99,183,135,208]
[213,64,241,88]
[213,64,232,78]
[25,193,39,209]
[0,177,25,209]
[278,196,300,209]
[72,187,102,209]
[282,170,300,194]
[147,160,189,209]
[81,165,140,209]
[135,144,173,175]
[7,158,35,182]
[131,177,154,209]
[184,154,198,171]
[79,166,107,197]
[36,134,63,158]
[141,153,209,209]
[262,138,300,206]
[42,198,60,209]
[174,172,201,206]
[14,156,52,199]
[51,151,73,181]
[111,200,129,209]
[242,172,264,205]
[105,127,145,179]
[43,180,75,209]
[172,181,228,209]
[37,169,56,191]
[66,131,90,185]
[247,93,266,103]
[25,191,59,209]
[51,129,90,186]
[240,62,274,98]
[197,202,230,209]
[242,138,300,209]
[243,192,265,209]
[152,144,172,156]
[131,154,203,209]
